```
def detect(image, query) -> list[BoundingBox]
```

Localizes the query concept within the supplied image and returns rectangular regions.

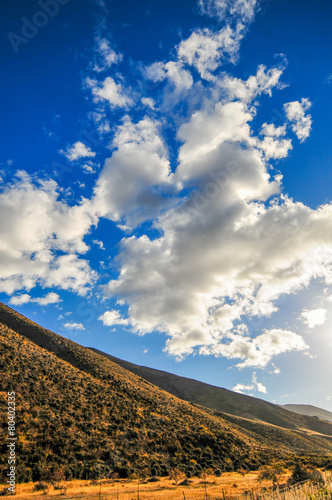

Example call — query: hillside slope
[1,302,332,485]
[0,302,263,483]
[89,348,332,442]
[281,405,332,423]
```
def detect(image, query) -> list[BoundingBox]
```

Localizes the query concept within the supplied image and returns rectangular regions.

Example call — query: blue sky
[1,0,332,410]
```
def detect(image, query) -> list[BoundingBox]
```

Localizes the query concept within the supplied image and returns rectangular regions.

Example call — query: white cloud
[86,76,133,108]
[220,63,286,102]
[258,136,292,160]
[258,123,292,159]
[64,322,85,330]
[199,0,258,24]
[256,382,267,393]
[164,61,194,90]
[261,123,286,138]
[284,98,312,142]
[233,372,267,394]
[177,26,241,80]
[2,5,325,375]
[98,61,328,367]
[93,239,105,250]
[202,329,308,368]
[301,308,327,328]
[9,294,31,305]
[183,0,259,80]
[0,172,97,296]
[93,37,122,72]
[98,310,129,326]
[91,117,174,227]
[145,61,193,90]
[141,97,155,109]
[81,161,97,174]
[9,292,61,306]
[233,383,254,394]
[60,141,96,161]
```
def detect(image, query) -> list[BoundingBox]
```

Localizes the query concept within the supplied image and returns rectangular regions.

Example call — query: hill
[281,405,332,423]
[89,348,332,449]
[1,302,332,485]
[0,302,267,483]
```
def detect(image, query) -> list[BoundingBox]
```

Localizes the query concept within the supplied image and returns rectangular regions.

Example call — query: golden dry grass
[10,471,332,500]
[10,471,291,499]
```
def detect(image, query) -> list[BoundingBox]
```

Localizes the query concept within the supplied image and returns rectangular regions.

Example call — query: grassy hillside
[1,302,332,486]
[0,302,265,483]
[89,348,332,448]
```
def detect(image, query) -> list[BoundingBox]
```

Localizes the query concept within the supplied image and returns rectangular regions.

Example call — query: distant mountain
[281,405,332,423]
[90,347,332,451]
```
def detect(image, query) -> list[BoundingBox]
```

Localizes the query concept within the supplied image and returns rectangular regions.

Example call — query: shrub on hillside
[288,462,325,487]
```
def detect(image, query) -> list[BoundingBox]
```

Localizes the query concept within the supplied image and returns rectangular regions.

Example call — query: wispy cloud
[85,76,133,109]
[64,322,85,330]
[9,292,61,306]
[60,141,96,161]
[284,98,312,142]
[233,372,267,395]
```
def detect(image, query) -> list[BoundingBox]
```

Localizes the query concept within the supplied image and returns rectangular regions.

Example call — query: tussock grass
[8,471,332,500]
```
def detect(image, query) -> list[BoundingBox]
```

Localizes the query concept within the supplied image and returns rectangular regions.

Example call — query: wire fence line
[11,472,332,500]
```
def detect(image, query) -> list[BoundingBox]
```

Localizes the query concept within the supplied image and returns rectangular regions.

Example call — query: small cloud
[93,239,105,250]
[232,382,254,394]
[36,292,62,306]
[260,123,286,137]
[141,97,155,109]
[326,395,332,401]
[10,292,61,306]
[98,310,129,326]
[93,37,122,73]
[256,382,267,394]
[63,322,85,330]
[284,98,312,142]
[9,294,31,306]
[85,76,133,109]
[81,161,96,174]
[60,141,96,162]
[233,372,267,394]
[301,308,327,328]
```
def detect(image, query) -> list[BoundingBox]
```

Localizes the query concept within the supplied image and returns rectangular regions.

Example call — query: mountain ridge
[0,301,266,482]
[281,405,332,424]
[1,301,332,484]
[89,347,332,440]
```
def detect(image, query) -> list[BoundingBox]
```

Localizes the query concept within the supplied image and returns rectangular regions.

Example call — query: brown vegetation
[1,302,332,487]
[5,470,332,500]
[0,303,263,483]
